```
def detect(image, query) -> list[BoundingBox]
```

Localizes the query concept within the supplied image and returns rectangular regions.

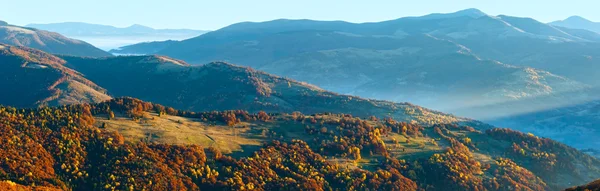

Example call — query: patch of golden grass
[95,112,263,154]
[383,132,445,159]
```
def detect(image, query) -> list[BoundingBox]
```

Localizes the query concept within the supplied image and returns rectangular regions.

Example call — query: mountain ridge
[26,22,209,36]
[550,16,600,34]
[152,24,591,120]
[60,54,480,127]
[0,43,482,127]
[0,44,111,107]
[0,21,111,57]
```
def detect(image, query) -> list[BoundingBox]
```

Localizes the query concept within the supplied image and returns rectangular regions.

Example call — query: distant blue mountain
[26,22,209,36]
[549,16,600,34]
[25,22,209,50]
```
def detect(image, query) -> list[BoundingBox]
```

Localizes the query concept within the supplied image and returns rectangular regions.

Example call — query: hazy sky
[2,0,598,30]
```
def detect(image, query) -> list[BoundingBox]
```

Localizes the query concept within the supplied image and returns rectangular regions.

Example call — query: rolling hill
[61,55,475,126]
[0,44,111,107]
[0,97,598,190]
[0,21,111,57]
[0,44,476,126]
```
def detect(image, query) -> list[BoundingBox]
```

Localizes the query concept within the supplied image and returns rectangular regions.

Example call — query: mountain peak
[456,8,487,16]
[127,24,153,30]
[565,15,593,23]
[0,20,7,26]
[549,15,600,33]
[417,8,487,20]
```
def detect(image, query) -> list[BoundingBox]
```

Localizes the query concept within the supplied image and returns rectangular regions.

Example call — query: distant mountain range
[158,9,600,86]
[25,22,209,50]
[0,20,111,57]
[115,9,597,115]
[26,22,209,37]
[550,16,600,34]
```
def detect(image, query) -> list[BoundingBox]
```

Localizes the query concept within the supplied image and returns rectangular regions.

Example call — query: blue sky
[2,0,598,30]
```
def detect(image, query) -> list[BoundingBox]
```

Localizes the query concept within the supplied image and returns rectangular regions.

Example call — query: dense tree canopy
[0,98,597,191]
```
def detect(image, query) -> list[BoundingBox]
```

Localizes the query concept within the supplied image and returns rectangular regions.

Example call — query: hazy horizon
[3,0,600,30]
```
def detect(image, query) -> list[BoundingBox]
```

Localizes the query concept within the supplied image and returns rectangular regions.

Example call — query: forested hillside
[565,179,600,191]
[0,98,598,190]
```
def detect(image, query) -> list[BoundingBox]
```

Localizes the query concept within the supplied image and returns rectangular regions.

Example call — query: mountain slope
[0,97,598,190]
[0,45,475,126]
[152,23,589,120]
[550,16,600,34]
[255,33,587,113]
[490,99,600,150]
[0,44,111,107]
[438,15,600,85]
[155,9,600,86]
[0,21,111,57]
[61,55,475,126]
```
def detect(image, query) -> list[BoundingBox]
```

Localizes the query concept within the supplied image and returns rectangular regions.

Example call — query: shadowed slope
[63,55,475,126]
[0,21,111,57]
[0,44,111,107]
